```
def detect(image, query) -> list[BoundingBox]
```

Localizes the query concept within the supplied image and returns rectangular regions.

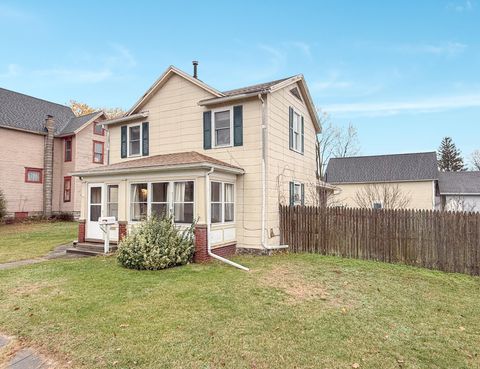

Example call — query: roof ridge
[221,75,298,94]
[331,151,437,160]
[0,87,71,111]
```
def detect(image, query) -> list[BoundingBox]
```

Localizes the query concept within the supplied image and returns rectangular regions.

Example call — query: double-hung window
[63,176,71,202]
[25,168,42,183]
[292,111,301,152]
[64,137,72,162]
[93,141,104,164]
[213,109,232,147]
[128,125,141,156]
[107,185,119,218]
[289,181,304,206]
[211,182,235,223]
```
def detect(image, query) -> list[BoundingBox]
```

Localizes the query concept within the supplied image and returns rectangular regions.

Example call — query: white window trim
[128,180,195,224]
[127,124,142,157]
[211,106,234,148]
[291,109,302,154]
[210,181,235,224]
[293,181,303,206]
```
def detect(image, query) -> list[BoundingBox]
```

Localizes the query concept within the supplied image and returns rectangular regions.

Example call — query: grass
[0,254,479,369]
[0,221,77,263]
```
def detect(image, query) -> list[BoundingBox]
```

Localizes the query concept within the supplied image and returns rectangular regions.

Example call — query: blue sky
[0,0,479,164]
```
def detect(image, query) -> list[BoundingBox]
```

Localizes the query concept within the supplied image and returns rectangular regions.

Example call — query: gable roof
[438,171,480,195]
[124,66,321,132]
[0,87,75,135]
[325,152,438,184]
[57,111,104,136]
[0,87,102,136]
[72,151,244,177]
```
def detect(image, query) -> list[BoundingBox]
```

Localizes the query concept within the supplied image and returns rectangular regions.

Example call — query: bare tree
[317,112,360,179]
[306,180,339,207]
[354,183,411,210]
[444,196,477,213]
[471,150,480,171]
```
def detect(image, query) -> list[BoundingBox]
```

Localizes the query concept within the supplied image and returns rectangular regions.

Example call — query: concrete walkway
[0,243,85,271]
[0,334,54,369]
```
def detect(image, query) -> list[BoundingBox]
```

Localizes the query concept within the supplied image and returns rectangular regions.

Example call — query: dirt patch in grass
[9,280,65,298]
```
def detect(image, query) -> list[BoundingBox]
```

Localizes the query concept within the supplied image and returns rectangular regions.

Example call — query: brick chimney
[43,115,55,218]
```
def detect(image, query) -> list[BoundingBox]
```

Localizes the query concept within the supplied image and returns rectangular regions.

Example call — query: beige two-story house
[72,65,321,254]
[0,88,107,219]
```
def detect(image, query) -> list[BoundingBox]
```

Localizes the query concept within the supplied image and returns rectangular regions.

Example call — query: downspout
[205,167,249,271]
[258,94,288,250]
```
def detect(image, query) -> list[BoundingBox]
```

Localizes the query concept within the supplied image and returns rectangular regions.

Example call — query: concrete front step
[66,242,117,256]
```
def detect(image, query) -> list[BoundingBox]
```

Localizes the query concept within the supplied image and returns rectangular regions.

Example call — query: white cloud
[0,64,21,78]
[447,0,474,12]
[285,41,312,58]
[323,93,480,116]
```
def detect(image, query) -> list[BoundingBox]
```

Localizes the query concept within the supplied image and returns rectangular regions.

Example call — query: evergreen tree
[437,137,465,172]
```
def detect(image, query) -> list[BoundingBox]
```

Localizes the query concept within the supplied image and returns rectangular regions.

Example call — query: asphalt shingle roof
[325,152,438,183]
[0,87,101,136]
[75,151,243,175]
[222,76,294,96]
[438,171,480,194]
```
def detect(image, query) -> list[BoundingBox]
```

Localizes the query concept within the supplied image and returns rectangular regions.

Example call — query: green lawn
[0,254,479,369]
[0,221,77,263]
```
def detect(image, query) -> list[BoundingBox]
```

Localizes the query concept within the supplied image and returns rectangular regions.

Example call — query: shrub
[0,189,6,221]
[51,212,74,221]
[117,216,195,270]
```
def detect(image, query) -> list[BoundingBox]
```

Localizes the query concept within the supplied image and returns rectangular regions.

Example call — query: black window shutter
[121,126,127,158]
[301,115,305,154]
[289,107,293,150]
[203,111,212,149]
[301,183,305,205]
[233,105,243,146]
[142,122,149,156]
[289,181,294,206]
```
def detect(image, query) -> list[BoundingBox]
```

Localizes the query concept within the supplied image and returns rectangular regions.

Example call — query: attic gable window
[213,108,232,147]
[93,122,104,135]
[290,87,303,102]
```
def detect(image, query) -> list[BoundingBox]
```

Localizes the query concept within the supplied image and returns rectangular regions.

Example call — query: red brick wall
[118,221,128,241]
[78,219,85,243]
[194,224,236,263]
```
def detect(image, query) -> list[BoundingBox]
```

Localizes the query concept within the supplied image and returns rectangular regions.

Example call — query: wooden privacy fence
[279,205,480,276]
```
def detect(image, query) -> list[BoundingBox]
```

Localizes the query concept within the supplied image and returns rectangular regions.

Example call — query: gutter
[198,90,268,106]
[258,93,288,251]
[205,167,249,271]
[101,112,149,126]
[71,162,245,177]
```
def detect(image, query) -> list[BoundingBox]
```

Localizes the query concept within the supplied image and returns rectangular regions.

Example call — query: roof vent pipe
[192,60,198,79]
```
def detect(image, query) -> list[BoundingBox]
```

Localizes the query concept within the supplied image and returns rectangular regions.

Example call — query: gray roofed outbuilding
[438,171,480,194]
[325,152,438,183]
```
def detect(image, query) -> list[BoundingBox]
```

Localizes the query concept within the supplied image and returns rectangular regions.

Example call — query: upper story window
[211,181,235,223]
[93,141,104,164]
[213,109,232,147]
[25,168,42,184]
[64,137,72,162]
[129,125,141,156]
[289,107,304,154]
[93,122,104,135]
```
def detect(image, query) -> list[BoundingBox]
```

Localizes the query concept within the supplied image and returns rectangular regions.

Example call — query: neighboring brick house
[72,64,322,255]
[0,88,107,219]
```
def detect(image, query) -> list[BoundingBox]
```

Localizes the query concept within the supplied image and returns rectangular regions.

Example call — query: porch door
[87,184,104,240]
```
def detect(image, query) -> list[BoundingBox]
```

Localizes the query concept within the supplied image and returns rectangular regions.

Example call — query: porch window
[213,109,231,147]
[211,182,222,223]
[63,176,71,202]
[210,182,235,223]
[129,125,141,156]
[93,141,104,164]
[107,185,119,218]
[173,181,194,223]
[131,183,148,221]
[151,182,169,218]
[64,137,72,162]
